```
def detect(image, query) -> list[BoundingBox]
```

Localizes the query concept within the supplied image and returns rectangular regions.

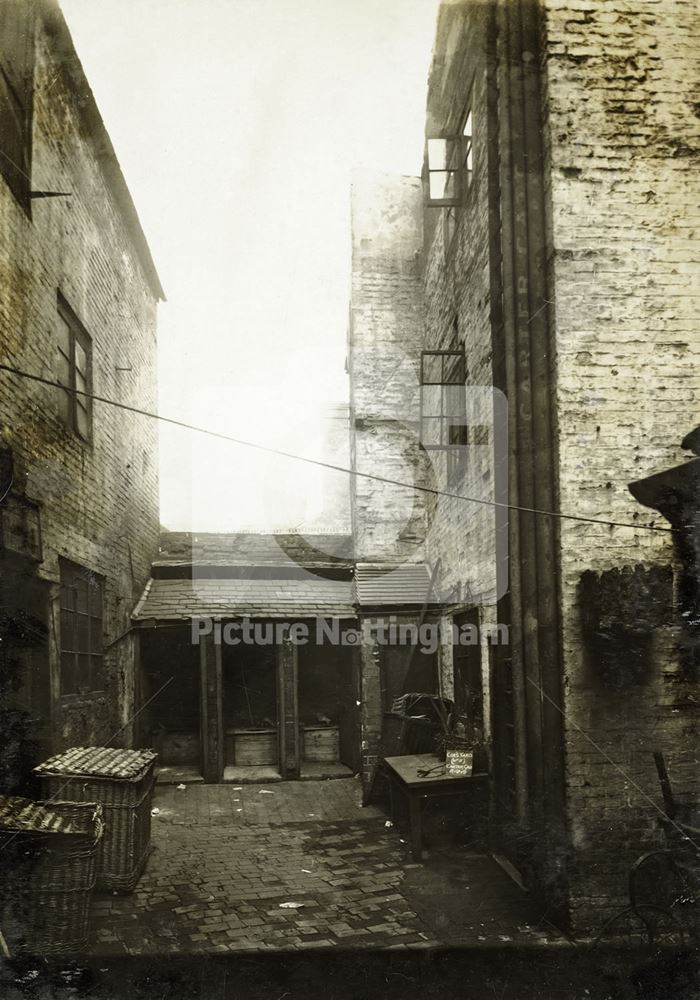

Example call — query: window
[426,137,461,207]
[420,347,468,479]
[59,561,104,696]
[0,0,36,214]
[56,296,92,439]
[427,104,474,256]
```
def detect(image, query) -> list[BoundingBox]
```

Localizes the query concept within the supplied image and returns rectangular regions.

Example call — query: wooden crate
[229,729,278,766]
[302,726,339,763]
[35,747,157,893]
[158,730,199,765]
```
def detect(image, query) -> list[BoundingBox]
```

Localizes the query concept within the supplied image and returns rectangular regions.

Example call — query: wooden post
[199,627,223,782]
[277,628,300,779]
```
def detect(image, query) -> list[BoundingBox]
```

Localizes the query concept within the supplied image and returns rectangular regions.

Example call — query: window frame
[442,104,474,259]
[59,560,105,697]
[425,136,462,208]
[419,345,468,480]
[56,295,93,441]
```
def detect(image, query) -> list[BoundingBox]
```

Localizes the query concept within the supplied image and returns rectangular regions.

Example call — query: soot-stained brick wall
[349,0,700,933]
[348,171,429,566]
[422,0,499,613]
[0,7,161,753]
[541,0,700,931]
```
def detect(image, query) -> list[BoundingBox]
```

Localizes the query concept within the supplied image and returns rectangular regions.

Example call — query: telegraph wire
[0,361,674,534]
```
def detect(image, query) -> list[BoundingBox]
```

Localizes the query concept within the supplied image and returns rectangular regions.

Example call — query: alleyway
[89,778,560,955]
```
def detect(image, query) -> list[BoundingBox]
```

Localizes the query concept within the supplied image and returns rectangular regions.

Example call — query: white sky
[59,0,438,531]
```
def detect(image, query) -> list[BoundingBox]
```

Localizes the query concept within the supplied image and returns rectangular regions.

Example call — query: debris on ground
[176,783,186,791]
[279,902,304,909]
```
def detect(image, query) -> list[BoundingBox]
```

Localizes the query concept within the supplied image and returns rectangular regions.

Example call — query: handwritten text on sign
[446,750,473,776]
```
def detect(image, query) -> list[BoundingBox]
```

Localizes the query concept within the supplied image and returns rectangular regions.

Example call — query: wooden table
[383,753,488,861]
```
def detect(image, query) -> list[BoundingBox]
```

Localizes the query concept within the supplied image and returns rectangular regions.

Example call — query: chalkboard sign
[446,749,473,776]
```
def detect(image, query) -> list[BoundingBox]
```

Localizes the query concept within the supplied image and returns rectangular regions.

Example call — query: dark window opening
[57,295,92,440]
[0,0,36,214]
[59,561,104,696]
[380,643,438,713]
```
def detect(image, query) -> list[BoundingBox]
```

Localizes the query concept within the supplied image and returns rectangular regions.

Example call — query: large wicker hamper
[0,795,103,955]
[34,747,157,892]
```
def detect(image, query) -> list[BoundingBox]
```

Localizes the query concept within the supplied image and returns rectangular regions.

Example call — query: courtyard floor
[88,777,563,955]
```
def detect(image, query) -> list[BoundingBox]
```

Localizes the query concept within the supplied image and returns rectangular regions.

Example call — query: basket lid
[34,746,157,781]
[0,795,98,836]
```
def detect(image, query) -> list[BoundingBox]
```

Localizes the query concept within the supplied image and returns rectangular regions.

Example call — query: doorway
[141,626,201,780]
[297,643,359,776]
[222,641,279,781]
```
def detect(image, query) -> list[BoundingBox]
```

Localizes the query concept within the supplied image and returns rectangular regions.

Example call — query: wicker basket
[0,795,103,955]
[34,747,157,892]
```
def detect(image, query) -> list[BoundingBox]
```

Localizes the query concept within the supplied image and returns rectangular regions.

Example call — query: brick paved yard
[89,778,561,955]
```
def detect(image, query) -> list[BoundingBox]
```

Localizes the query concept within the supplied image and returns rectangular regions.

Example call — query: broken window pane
[427,138,448,170]
[426,137,461,206]
[429,169,457,202]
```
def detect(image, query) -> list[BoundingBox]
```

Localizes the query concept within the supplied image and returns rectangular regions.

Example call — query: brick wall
[350,0,700,933]
[422,2,500,611]
[542,0,700,931]
[348,171,428,565]
[0,12,160,752]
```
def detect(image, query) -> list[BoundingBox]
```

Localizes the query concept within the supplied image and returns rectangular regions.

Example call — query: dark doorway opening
[298,642,359,775]
[380,641,438,712]
[140,625,201,779]
[222,639,278,779]
[453,608,484,742]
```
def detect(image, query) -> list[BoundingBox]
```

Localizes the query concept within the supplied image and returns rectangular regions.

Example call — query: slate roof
[132,576,356,621]
[156,532,353,568]
[354,564,437,607]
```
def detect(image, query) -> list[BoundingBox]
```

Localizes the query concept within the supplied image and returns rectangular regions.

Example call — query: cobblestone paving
[88,779,560,955]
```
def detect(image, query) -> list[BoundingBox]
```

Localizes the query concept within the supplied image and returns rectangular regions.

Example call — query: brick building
[348,0,700,933]
[0,1,163,780]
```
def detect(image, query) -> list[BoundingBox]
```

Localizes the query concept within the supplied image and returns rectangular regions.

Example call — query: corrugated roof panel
[354,564,436,607]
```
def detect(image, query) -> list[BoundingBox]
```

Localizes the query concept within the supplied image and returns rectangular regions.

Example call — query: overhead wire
[0,361,673,534]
